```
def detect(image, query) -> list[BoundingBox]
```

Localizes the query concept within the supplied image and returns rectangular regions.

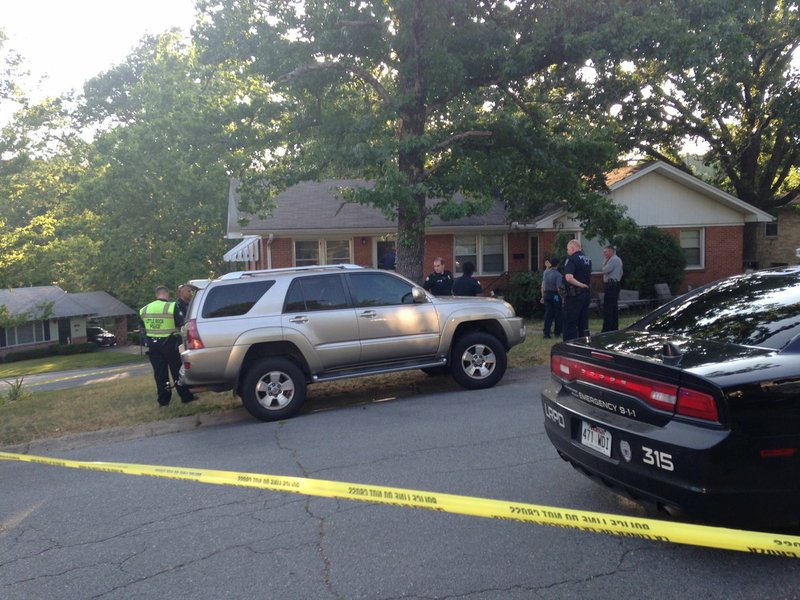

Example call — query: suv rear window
[202,280,275,318]
[284,275,349,312]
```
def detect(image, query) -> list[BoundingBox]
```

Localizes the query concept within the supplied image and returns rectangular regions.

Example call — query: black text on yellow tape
[2,451,799,558]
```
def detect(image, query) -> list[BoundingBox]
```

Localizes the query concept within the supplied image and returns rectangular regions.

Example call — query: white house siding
[610,172,744,227]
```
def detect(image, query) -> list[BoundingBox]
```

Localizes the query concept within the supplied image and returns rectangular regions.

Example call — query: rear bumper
[540,377,800,525]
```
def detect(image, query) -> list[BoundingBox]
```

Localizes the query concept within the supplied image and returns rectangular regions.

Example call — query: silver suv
[180,265,526,421]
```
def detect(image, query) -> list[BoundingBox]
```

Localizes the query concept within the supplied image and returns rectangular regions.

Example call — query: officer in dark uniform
[140,285,196,406]
[562,239,593,340]
[423,257,454,296]
[176,283,194,324]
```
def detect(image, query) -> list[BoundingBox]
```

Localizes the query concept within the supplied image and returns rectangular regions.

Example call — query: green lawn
[0,314,643,447]
[0,349,147,378]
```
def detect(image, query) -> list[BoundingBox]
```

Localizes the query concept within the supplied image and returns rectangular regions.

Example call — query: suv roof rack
[219,264,364,280]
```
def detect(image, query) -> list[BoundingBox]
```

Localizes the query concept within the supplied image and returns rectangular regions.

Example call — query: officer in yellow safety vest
[139,285,196,406]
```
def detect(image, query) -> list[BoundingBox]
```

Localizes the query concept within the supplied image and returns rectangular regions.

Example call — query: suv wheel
[450,332,507,390]
[241,358,307,421]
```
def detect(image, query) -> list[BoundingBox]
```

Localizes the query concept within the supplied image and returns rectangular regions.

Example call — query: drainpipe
[265,233,274,269]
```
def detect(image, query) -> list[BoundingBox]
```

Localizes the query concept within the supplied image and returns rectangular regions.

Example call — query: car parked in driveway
[180,265,526,422]
[541,266,800,526]
[86,326,117,347]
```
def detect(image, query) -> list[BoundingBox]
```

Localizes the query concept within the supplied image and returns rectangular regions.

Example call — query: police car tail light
[552,355,720,422]
[676,388,718,422]
[185,319,204,350]
[552,355,677,412]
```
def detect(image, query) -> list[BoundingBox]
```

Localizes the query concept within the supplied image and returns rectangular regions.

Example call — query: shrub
[55,343,99,355]
[507,271,544,319]
[3,347,54,362]
[3,343,99,363]
[617,227,686,297]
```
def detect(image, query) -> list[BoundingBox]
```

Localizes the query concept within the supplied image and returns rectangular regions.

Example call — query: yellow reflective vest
[139,300,178,338]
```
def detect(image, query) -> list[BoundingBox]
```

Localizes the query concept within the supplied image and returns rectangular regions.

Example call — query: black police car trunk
[540,329,800,527]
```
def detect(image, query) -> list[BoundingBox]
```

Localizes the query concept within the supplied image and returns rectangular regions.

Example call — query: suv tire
[450,332,507,390]
[241,357,307,421]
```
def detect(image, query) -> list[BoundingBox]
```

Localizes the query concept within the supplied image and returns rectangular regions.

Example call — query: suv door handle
[359,310,377,318]
[289,316,309,323]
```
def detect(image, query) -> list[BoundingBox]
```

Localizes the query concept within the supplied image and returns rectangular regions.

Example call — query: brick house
[744,193,800,270]
[224,161,772,295]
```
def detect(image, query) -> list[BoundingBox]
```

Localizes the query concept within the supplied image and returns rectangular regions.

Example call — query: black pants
[563,291,590,341]
[146,336,193,405]
[602,281,620,333]
[543,293,562,337]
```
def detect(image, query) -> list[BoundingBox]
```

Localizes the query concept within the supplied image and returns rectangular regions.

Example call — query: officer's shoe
[181,395,198,404]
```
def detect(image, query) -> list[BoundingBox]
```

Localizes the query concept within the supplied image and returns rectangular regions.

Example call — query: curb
[1,408,250,454]
[1,366,546,454]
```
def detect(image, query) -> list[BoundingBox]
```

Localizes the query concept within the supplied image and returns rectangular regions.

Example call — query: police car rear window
[202,281,275,318]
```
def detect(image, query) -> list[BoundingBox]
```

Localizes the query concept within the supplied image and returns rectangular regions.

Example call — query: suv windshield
[640,271,800,350]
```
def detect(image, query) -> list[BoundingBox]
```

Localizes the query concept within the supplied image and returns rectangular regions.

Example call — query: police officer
[541,257,563,338]
[140,285,196,406]
[601,245,623,332]
[562,239,592,340]
[423,257,454,296]
[176,283,194,323]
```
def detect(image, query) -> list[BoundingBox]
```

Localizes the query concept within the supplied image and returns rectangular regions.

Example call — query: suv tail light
[551,355,719,422]
[185,319,204,350]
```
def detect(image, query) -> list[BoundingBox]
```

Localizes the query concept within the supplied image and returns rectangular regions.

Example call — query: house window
[325,240,351,264]
[680,229,703,268]
[765,222,778,238]
[294,240,352,266]
[294,241,319,266]
[1,320,48,348]
[454,234,506,274]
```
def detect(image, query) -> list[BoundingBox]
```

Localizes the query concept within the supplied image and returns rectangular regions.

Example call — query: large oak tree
[610,0,800,209]
[195,0,635,282]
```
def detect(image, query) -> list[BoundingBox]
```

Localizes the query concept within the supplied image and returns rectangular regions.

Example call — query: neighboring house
[0,286,136,357]
[224,161,773,295]
[744,193,800,270]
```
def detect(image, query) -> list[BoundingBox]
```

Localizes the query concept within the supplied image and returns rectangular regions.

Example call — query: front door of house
[58,318,71,344]
[530,235,540,271]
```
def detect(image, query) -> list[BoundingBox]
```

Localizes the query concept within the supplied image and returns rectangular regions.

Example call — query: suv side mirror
[412,287,428,303]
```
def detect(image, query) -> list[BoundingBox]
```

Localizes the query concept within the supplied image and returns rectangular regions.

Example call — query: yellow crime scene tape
[2,450,800,558]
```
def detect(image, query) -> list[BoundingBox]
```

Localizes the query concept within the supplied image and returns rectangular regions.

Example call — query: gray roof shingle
[0,286,135,320]
[230,179,511,235]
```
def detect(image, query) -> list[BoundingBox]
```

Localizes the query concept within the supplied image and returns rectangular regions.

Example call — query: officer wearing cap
[139,285,196,406]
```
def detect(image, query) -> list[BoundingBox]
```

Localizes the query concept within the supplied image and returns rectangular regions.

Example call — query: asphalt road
[2,366,800,599]
[0,345,149,393]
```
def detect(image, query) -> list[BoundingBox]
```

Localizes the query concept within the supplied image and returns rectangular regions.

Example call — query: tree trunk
[394,0,428,286]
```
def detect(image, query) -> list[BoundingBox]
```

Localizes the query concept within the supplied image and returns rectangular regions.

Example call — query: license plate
[581,421,612,457]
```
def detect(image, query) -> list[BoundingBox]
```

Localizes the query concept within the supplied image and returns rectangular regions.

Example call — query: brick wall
[753,208,800,268]
[269,238,293,268]
[661,225,743,293]
[507,232,528,274]
[422,234,455,278]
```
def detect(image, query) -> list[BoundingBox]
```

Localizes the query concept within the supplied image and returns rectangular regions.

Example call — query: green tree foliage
[617,227,686,297]
[194,0,637,282]
[0,29,25,103]
[610,0,800,208]
[0,96,99,290]
[507,270,544,320]
[77,32,237,307]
